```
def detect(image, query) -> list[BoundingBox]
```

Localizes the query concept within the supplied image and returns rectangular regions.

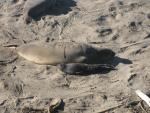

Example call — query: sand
[0,0,150,113]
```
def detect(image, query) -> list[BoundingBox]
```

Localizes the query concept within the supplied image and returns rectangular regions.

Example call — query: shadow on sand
[97,56,132,75]
[49,0,77,15]
[111,56,132,66]
[100,56,132,74]
[31,0,77,20]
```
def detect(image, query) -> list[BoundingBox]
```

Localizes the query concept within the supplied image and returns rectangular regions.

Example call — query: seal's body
[17,43,86,65]
[57,63,116,75]
[17,44,65,65]
[17,43,115,65]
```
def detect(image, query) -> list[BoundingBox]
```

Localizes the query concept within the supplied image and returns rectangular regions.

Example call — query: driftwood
[135,90,150,107]
[98,104,123,113]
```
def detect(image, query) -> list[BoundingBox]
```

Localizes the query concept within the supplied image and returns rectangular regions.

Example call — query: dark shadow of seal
[111,56,132,66]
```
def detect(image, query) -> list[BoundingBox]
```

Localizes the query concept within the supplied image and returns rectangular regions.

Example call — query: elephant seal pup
[17,43,115,65]
[57,63,116,75]
[23,0,56,23]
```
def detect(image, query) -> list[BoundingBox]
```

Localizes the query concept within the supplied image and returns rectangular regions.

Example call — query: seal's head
[57,63,66,71]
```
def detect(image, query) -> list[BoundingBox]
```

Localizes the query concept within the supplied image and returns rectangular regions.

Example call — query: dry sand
[0,0,150,113]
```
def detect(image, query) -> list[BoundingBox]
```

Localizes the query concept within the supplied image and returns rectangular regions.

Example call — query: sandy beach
[0,0,150,112]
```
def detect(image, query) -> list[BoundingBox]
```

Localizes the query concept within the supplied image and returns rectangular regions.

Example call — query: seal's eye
[57,63,66,70]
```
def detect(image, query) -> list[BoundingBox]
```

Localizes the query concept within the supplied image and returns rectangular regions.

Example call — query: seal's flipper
[74,56,86,63]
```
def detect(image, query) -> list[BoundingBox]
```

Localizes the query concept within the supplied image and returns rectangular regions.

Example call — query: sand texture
[0,0,150,113]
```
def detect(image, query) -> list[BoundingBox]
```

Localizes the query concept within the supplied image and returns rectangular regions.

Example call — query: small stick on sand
[121,38,150,49]
[19,96,35,100]
[135,90,150,107]
[139,100,148,113]
[98,104,123,113]
[3,44,18,48]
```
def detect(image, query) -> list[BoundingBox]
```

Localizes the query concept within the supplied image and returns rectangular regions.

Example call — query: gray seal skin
[23,0,56,23]
[17,43,115,65]
[57,63,116,75]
